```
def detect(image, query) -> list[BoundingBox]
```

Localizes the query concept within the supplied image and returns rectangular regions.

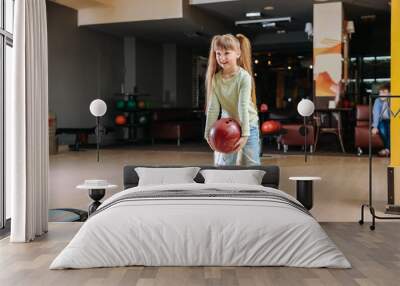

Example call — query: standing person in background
[204,34,260,166]
[372,83,391,157]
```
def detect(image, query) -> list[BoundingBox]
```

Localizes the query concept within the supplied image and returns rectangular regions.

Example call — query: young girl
[204,34,260,166]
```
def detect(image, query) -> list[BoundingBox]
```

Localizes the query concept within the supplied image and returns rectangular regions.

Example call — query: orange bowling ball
[209,118,241,153]
[115,115,127,125]
[261,120,281,134]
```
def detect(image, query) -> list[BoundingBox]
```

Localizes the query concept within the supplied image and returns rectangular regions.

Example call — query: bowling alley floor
[49,143,393,222]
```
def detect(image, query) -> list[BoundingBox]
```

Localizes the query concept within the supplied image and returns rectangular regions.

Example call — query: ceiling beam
[190,0,239,4]
[49,0,114,10]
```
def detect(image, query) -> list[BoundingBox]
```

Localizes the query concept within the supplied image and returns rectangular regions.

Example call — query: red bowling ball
[260,103,268,113]
[261,120,281,134]
[209,118,241,153]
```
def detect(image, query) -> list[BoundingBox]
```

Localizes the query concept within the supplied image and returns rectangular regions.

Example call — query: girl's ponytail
[205,36,219,110]
[236,34,257,106]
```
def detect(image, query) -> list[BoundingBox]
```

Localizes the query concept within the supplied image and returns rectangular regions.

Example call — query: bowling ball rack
[113,92,151,143]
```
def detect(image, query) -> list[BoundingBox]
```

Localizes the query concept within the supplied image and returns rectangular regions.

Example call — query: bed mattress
[50,183,350,269]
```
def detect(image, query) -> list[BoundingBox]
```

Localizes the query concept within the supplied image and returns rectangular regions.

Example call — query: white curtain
[8,0,49,242]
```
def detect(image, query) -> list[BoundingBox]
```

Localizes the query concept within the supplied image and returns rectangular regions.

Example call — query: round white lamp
[297,99,315,162]
[89,99,107,162]
[90,99,107,117]
[297,99,315,117]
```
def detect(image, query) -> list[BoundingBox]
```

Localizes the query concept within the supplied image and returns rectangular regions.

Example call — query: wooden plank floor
[1,222,399,286]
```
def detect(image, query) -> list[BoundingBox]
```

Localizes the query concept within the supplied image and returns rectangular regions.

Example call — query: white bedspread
[50,183,351,269]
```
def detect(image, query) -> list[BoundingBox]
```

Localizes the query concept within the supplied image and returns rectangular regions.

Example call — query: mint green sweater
[204,67,259,139]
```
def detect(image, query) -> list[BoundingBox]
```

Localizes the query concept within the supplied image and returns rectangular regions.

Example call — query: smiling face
[215,48,240,71]
[379,88,390,100]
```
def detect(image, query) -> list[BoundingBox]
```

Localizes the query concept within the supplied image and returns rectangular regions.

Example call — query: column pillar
[391,0,400,204]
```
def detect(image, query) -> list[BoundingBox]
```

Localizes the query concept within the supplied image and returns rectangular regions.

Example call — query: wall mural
[313,2,343,98]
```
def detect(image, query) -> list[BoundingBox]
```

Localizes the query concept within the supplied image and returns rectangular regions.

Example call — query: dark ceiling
[194,0,389,28]
[87,0,391,54]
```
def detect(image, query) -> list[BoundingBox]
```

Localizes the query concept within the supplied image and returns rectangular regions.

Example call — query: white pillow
[200,169,266,185]
[135,167,200,186]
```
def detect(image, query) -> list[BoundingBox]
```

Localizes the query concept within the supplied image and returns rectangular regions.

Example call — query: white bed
[50,182,351,269]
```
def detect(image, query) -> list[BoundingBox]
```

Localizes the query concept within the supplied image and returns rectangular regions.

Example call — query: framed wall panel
[313,2,343,108]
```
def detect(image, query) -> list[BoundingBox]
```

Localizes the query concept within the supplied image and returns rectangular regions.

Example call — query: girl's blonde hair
[205,33,256,108]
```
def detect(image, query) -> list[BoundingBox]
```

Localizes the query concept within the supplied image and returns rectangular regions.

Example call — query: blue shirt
[372,98,390,128]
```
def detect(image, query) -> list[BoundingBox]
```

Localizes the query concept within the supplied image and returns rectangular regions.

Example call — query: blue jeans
[214,125,261,166]
[378,120,390,149]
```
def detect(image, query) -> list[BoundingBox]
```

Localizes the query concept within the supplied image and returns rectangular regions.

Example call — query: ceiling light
[254,73,258,77]
[264,6,274,11]
[262,22,276,28]
[287,66,292,70]
[297,55,304,59]
[235,17,291,26]
[254,59,259,64]
[246,12,261,18]
[277,30,286,34]
[309,65,313,69]
[360,15,376,22]
[268,60,272,65]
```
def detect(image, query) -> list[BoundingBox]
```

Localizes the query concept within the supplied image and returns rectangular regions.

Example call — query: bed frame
[123,165,280,189]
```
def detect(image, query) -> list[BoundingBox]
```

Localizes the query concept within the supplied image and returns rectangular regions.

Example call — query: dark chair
[354,105,384,155]
[261,108,307,152]
[314,111,346,153]
[279,124,315,153]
